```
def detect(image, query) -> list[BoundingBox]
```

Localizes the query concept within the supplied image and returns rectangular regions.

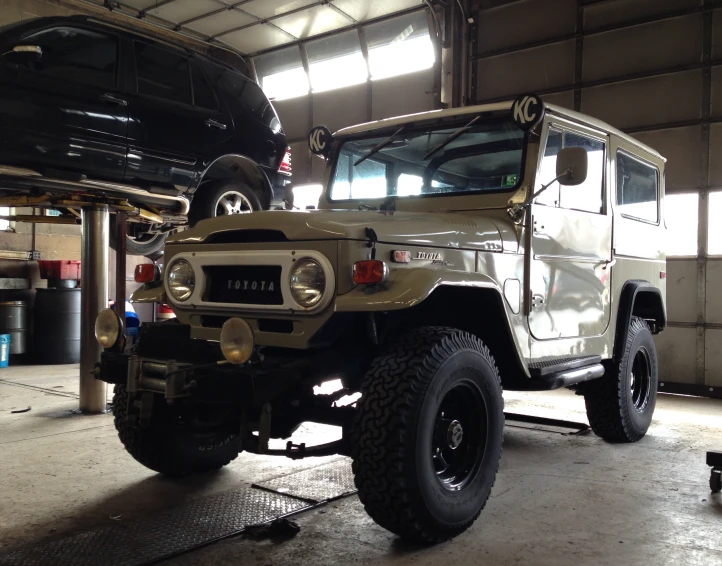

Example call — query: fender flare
[613,280,666,362]
[191,153,273,204]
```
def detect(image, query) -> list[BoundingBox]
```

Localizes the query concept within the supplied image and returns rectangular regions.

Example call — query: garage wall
[472,0,721,396]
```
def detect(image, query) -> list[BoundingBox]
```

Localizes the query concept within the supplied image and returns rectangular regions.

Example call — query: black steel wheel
[353,326,504,544]
[583,317,658,443]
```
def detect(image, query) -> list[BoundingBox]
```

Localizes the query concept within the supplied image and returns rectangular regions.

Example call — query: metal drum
[34,288,81,364]
[0,301,28,354]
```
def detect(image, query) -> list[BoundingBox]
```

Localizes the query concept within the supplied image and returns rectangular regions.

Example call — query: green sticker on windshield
[502,174,518,187]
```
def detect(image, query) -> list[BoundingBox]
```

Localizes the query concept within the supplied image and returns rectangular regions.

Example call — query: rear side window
[220,71,280,132]
[191,62,217,110]
[616,151,659,223]
[135,42,191,105]
[22,26,117,88]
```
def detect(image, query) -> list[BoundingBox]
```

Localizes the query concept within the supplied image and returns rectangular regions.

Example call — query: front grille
[203,265,283,305]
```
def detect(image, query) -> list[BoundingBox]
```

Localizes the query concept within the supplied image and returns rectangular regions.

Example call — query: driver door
[528,119,613,343]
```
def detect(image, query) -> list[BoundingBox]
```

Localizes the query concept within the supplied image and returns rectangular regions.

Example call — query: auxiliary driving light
[95,308,123,349]
[220,317,254,364]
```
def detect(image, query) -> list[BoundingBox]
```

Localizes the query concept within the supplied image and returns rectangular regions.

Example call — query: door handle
[205,119,227,130]
[101,93,128,106]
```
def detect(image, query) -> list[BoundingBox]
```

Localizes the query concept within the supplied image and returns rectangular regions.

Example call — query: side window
[616,151,659,223]
[135,42,191,105]
[536,128,562,207]
[560,132,605,214]
[21,26,117,88]
[191,62,217,110]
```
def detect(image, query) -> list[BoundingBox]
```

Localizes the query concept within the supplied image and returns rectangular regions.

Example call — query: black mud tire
[188,179,263,227]
[109,215,168,257]
[583,317,658,443]
[352,327,504,544]
[112,385,240,477]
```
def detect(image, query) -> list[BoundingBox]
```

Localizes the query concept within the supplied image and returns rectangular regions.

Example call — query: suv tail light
[278,147,292,176]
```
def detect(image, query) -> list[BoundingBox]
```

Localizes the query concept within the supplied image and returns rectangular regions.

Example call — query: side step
[521,355,604,391]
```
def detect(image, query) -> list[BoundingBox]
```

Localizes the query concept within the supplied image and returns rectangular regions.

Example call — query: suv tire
[188,179,262,227]
[112,385,241,477]
[109,216,168,257]
[583,317,658,443]
[353,327,504,544]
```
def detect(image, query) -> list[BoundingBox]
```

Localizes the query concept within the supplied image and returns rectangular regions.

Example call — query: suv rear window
[135,42,191,105]
[22,26,117,89]
[616,151,658,223]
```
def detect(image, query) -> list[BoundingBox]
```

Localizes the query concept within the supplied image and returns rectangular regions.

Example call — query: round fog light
[95,308,122,349]
[220,318,254,364]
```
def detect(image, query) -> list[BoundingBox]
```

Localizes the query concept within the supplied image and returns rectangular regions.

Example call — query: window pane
[191,62,217,110]
[616,151,658,223]
[254,46,308,100]
[24,26,117,88]
[307,31,367,93]
[665,193,698,256]
[293,184,323,210]
[331,155,387,200]
[535,128,562,207]
[709,191,722,255]
[0,207,8,231]
[135,43,191,104]
[366,12,435,80]
[560,132,604,214]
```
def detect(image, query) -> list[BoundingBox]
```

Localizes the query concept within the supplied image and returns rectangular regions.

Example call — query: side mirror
[556,146,588,186]
[2,45,42,64]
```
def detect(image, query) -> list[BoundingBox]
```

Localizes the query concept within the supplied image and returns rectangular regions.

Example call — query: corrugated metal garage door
[471,0,721,398]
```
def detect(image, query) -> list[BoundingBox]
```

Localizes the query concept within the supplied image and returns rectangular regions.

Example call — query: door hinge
[531,293,545,309]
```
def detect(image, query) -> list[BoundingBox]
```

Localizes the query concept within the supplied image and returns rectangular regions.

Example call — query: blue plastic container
[0,334,10,368]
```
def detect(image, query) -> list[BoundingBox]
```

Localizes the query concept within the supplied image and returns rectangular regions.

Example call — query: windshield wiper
[422,116,481,161]
[354,126,405,167]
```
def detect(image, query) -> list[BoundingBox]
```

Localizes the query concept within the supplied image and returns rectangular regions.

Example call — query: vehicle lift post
[79,205,110,413]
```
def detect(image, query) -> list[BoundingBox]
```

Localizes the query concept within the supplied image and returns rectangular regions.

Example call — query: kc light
[167,260,195,302]
[290,258,325,308]
[353,260,388,285]
[220,318,254,364]
[95,308,122,349]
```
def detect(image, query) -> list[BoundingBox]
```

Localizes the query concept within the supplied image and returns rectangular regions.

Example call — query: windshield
[328,118,525,201]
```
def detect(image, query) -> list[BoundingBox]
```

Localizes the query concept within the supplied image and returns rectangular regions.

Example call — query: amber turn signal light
[135,263,159,283]
[353,260,388,284]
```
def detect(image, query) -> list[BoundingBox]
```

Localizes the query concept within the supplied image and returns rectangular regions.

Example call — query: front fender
[335,268,501,312]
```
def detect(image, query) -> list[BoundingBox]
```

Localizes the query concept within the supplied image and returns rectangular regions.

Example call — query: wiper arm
[354,126,405,167]
[422,116,481,161]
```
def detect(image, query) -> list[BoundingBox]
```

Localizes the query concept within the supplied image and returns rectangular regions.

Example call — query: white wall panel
[705,329,722,387]
[581,70,703,130]
[288,141,311,185]
[706,260,722,324]
[370,70,435,121]
[540,90,575,110]
[477,40,575,101]
[313,83,368,134]
[655,327,698,385]
[273,96,310,142]
[582,14,703,83]
[583,0,700,31]
[665,260,698,323]
[478,0,576,54]
[707,123,722,188]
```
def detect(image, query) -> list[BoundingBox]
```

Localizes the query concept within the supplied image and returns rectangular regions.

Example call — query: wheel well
[382,285,526,386]
[196,155,272,209]
[632,290,666,331]
[613,281,666,363]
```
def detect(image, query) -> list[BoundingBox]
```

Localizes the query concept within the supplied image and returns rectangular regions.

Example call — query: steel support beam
[79,205,109,414]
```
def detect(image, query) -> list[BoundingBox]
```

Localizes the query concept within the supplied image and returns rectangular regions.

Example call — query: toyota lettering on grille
[227,279,276,292]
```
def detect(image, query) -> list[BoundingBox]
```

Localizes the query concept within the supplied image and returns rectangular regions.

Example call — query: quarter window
[191,62,217,110]
[135,43,191,105]
[616,151,659,223]
[22,26,117,89]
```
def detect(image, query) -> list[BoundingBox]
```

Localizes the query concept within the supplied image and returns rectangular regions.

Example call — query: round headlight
[220,317,254,364]
[95,308,122,349]
[290,258,326,308]
[167,260,195,302]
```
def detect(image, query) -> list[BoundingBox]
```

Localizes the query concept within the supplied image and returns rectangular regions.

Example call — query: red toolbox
[38,260,82,281]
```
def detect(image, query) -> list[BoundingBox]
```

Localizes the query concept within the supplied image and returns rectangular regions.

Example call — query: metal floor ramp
[0,458,356,566]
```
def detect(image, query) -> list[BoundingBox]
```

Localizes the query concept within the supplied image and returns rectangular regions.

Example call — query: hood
[169,209,517,252]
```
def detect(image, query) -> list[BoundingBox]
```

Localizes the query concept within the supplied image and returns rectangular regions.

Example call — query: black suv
[0,16,291,255]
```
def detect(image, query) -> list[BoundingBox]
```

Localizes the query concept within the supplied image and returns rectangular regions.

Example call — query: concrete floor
[1,364,721,565]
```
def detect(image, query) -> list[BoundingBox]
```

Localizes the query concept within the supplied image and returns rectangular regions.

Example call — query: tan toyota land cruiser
[95,95,667,543]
